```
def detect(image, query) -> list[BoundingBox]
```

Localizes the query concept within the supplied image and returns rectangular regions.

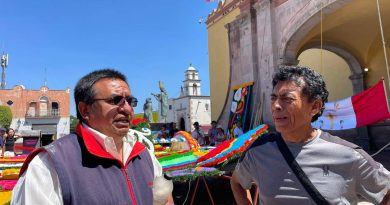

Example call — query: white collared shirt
[11,124,162,205]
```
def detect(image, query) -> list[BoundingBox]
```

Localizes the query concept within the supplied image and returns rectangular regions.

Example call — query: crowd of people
[154,120,230,147]
[155,122,179,139]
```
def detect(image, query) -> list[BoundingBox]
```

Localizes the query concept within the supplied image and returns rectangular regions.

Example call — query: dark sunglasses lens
[113,96,124,105]
[128,97,138,107]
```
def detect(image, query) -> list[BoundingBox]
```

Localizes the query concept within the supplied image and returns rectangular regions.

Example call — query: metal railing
[25,109,60,118]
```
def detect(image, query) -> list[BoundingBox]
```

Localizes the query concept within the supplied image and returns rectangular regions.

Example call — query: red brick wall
[0,85,70,118]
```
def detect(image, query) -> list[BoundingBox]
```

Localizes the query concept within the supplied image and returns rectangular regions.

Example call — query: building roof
[187,64,197,71]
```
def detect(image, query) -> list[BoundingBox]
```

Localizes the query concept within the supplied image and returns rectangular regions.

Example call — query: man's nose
[119,100,133,114]
[272,99,282,110]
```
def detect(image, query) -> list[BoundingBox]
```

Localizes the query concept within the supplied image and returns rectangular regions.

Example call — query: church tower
[182,64,201,96]
[166,63,211,132]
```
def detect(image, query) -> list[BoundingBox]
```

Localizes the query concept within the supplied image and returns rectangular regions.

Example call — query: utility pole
[1,52,8,89]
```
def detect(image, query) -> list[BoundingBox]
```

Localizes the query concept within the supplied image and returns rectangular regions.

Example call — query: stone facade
[207,0,390,150]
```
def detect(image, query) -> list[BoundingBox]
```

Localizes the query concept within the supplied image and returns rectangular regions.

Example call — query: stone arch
[298,41,364,94]
[279,0,364,94]
[193,84,198,95]
[280,0,353,63]
[39,96,49,116]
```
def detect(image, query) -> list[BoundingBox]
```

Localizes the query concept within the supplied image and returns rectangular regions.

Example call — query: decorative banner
[196,124,268,167]
[156,124,268,170]
[312,80,390,130]
[158,151,199,171]
[227,82,254,138]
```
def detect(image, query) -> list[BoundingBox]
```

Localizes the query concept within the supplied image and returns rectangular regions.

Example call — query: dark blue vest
[23,133,154,205]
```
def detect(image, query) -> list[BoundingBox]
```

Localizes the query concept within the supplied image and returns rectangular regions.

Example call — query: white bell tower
[182,64,201,96]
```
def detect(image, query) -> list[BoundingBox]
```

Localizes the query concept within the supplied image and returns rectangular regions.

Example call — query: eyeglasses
[93,95,138,107]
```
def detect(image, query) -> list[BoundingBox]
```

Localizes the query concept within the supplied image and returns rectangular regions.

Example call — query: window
[39,96,49,116]
[205,103,209,110]
[169,105,172,110]
[52,102,59,116]
[27,102,37,117]
[193,84,198,95]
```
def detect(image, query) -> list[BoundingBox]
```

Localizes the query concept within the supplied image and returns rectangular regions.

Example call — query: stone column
[220,1,258,129]
[251,0,277,126]
[349,72,364,94]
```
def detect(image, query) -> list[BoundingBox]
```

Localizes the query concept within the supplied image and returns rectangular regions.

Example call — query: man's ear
[78,102,90,121]
[311,100,323,116]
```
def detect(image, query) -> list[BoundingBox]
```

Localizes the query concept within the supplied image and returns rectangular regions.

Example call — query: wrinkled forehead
[272,80,304,93]
[93,78,131,95]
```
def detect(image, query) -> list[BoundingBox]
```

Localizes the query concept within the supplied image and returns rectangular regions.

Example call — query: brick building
[0,85,70,145]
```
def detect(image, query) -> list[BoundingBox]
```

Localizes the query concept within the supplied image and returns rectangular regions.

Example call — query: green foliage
[0,106,12,128]
[70,115,78,133]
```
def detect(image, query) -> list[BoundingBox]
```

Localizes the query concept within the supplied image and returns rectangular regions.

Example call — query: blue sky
[1,0,218,115]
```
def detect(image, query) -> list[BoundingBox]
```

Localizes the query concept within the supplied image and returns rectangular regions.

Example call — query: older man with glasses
[12,69,170,205]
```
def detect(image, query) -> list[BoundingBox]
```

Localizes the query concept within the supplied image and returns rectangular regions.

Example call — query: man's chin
[114,126,130,136]
[274,125,288,133]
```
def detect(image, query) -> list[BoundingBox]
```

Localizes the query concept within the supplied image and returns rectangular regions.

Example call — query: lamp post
[1,52,8,89]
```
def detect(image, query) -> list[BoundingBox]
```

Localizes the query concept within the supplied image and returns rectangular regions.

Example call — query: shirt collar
[75,123,145,162]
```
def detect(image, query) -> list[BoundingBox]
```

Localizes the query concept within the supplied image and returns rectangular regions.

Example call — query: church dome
[187,64,197,71]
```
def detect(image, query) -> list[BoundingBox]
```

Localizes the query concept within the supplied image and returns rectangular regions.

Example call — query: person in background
[233,121,244,138]
[157,124,169,139]
[2,128,22,157]
[208,120,218,146]
[0,128,5,157]
[214,125,227,146]
[231,65,390,204]
[0,128,6,138]
[168,122,179,137]
[12,69,172,205]
[192,121,206,146]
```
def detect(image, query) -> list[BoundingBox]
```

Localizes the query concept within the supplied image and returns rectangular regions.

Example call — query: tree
[70,115,78,133]
[0,106,12,128]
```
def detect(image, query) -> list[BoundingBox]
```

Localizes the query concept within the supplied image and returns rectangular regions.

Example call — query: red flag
[313,80,390,130]
[352,79,390,127]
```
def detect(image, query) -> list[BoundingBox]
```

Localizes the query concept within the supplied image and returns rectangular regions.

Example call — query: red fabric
[13,145,35,151]
[76,123,146,165]
[352,80,390,127]
[196,139,233,163]
[131,117,147,125]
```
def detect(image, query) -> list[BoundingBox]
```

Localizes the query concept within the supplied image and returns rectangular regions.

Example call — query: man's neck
[83,123,126,162]
[114,138,124,156]
[281,126,317,143]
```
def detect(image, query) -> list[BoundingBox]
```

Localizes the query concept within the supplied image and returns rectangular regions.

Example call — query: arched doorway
[298,48,354,101]
[179,118,185,131]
